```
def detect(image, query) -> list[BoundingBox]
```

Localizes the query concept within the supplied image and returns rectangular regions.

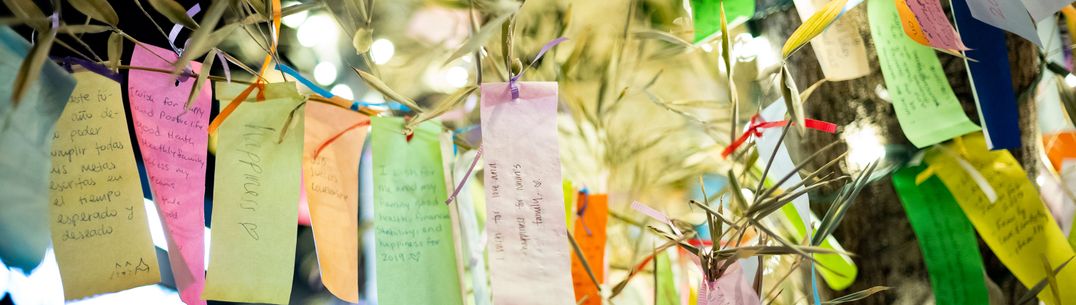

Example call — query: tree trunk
[755,4,1042,304]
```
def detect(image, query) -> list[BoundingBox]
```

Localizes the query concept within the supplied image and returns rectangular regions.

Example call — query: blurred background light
[296,14,338,48]
[313,62,338,85]
[370,39,395,65]
[843,124,886,170]
[444,66,470,89]
[280,1,308,28]
[331,84,355,100]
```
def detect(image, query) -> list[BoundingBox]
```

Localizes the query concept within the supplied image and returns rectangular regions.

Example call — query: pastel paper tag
[925,133,1076,304]
[302,102,369,303]
[128,44,210,305]
[964,0,1042,46]
[903,0,967,50]
[371,117,465,305]
[481,82,575,305]
[1021,0,1075,22]
[952,0,1024,150]
[792,0,871,80]
[0,26,76,272]
[656,249,679,305]
[450,150,492,305]
[203,82,302,304]
[756,100,811,231]
[868,0,981,148]
[49,71,161,300]
[697,263,760,305]
[571,194,608,305]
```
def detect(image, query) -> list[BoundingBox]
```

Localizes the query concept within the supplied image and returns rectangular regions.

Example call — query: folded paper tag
[128,43,210,305]
[893,165,989,305]
[481,82,575,305]
[302,102,369,303]
[203,82,303,304]
[0,26,76,272]
[868,0,980,148]
[792,0,871,80]
[49,71,161,300]
[925,133,1076,304]
[371,117,465,305]
[963,0,1041,46]
[1021,0,1075,22]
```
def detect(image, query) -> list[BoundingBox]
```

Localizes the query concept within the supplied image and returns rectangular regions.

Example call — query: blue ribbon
[275,63,411,112]
[951,0,1022,150]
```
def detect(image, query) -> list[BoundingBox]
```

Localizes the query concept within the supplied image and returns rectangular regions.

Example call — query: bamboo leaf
[781,0,849,57]
[107,31,122,71]
[406,85,477,129]
[800,78,827,104]
[353,68,424,112]
[172,0,231,75]
[1015,256,1073,305]
[822,286,889,304]
[780,65,806,133]
[12,26,56,104]
[57,24,112,34]
[147,0,199,30]
[633,30,693,49]
[68,0,119,26]
[444,12,513,66]
[3,0,46,29]
[186,49,216,110]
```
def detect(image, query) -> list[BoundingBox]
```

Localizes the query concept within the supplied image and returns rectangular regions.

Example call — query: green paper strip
[655,249,679,305]
[691,0,755,42]
[779,204,857,290]
[892,165,989,305]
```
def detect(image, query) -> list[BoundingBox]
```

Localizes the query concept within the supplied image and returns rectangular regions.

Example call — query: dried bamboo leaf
[800,78,827,104]
[406,85,477,129]
[173,0,232,75]
[633,30,692,49]
[107,31,122,71]
[445,12,513,66]
[353,68,424,112]
[68,0,119,26]
[1015,256,1073,305]
[12,26,56,104]
[146,0,199,29]
[57,24,112,34]
[4,0,46,29]
[780,65,806,133]
[186,48,216,110]
[822,286,889,304]
[1056,74,1076,126]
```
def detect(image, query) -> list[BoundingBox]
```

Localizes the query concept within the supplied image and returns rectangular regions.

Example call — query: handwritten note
[571,193,608,305]
[128,44,209,305]
[903,0,967,50]
[203,82,303,304]
[371,117,464,305]
[302,102,368,303]
[0,26,76,272]
[896,0,931,45]
[892,165,989,305]
[964,0,1042,46]
[481,82,574,305]
[697,263,760,305]
[925,133,1076,304]
[868,0,980,148]
[49,71,161,300]
[792,0,870,80]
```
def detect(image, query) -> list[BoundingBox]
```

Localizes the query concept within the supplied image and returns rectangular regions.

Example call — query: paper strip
[952,0,1024,150]
[964,0,1042,46]
[925,133,1076,304]
[481,82,574,305]
[450,149,492,305]
[867,0,981,148]
[203,82,302,304]
[697,263,760,305]
[49,71,161,300]
[792,0,871,80]
[691,0,755,42]
[371,117,464,305]
[893,165,990,305]
[0,26,76,272]
[655,249,679,305]
[128,44,210,305]
[1020,0,1073,22]
[903,0,967,50]
[302,102,369,303]
[571,193,608,305]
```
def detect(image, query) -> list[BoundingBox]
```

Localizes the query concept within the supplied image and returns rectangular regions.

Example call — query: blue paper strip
[951,0,1022,150]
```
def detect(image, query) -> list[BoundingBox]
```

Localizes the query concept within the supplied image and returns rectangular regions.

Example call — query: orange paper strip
[571,193,609,305]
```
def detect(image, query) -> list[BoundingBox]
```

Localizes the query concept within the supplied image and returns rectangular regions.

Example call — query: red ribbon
[720,115,838,158]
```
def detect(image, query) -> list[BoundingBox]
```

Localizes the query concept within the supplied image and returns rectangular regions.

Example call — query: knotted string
[508,37,568,100]
[59,57,122,82]
[720,114,838,158]
[167,4,200,53]
[445,147,483,205]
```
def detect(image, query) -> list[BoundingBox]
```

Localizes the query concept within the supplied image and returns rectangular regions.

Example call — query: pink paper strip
[128,44,210,305]
[697,263,761,305]
[481,82,574,305]
[904,0,968,50]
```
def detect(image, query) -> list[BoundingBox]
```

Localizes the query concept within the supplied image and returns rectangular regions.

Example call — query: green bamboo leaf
[780,65,806,133]
[822,286,889,304]
[12,26,56,104]
[353,68,424,112]
[444,12,513,66]
[406,85,477,130]
[107,31,122,71]
[57,24,112,34]
[147,0,199,29]
[633,30,692,49]
[3,0,46,29]
[172,0,231,75]
[186,49,216,110]
[68,0,119,26]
